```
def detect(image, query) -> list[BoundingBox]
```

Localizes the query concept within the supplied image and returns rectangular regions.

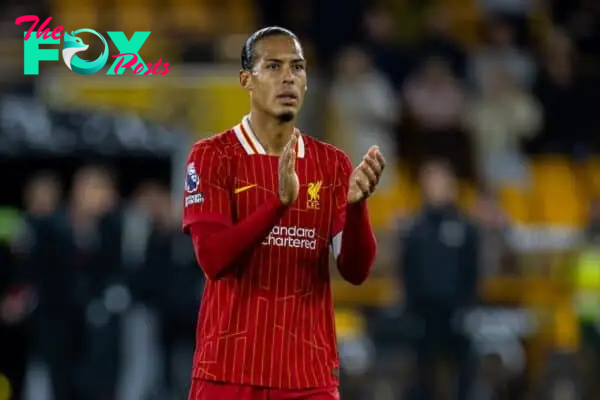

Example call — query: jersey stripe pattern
[182,117,353,389]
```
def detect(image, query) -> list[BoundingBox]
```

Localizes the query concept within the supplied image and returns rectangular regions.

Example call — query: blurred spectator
[404,57,474,180]
[470,17,536,90]
[553,0,600,62]
[1,172,62,323]
[362,8,411,89]
[143,185,201,399]
[0,173,58,400]
[122,181,165,292]
[417,8,467,79]
[3,1,600,398]
[5,172,74,400]
[400,161,479,400]
[68,166,127,400]
[466,67,541,189]
[330,46,398,189]
[532,28,597,156]
[12,166,126,400]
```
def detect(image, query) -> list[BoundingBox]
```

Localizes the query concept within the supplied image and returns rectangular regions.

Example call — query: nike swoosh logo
[234,184,257,194]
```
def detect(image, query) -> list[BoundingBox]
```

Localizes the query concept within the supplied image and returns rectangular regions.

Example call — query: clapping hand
[348,146,386,204]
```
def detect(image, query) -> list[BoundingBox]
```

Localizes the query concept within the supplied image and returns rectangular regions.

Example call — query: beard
[276,110,295,123]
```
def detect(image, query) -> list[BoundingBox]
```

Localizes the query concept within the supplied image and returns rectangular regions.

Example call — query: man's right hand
[278,132,299,205]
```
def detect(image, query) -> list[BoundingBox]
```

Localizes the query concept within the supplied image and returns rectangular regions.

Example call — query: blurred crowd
[1,0,600,399]
[1,167,202,400]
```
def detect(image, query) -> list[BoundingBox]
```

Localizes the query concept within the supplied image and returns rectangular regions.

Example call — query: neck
[249,109,296,156]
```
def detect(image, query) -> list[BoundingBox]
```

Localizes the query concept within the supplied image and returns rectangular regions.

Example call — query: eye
[266,63,279,70]
[293,64,305,71]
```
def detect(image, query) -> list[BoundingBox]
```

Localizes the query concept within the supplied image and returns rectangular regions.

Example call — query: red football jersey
[182,115,353,389]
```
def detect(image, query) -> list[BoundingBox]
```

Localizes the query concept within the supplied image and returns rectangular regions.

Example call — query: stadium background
[1,0,600,399]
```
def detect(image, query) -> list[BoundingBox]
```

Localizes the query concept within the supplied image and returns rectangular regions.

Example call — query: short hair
[241,26,299,71]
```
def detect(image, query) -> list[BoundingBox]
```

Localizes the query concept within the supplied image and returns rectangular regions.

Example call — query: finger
[280,145,290,166]
[367,145,379,156]
[286,150,296,173]
[374,150,386,170]
[363,156,382,176]
[288,131,299,149]
[360,162,378,184]
[355,176,371,197]
[280,132,297,163]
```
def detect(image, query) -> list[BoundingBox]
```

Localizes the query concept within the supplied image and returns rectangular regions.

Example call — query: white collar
[232,115,305,157]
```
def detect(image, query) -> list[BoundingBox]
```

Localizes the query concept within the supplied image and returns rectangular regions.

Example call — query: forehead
[255,35,304,61]
[422,164,452,181]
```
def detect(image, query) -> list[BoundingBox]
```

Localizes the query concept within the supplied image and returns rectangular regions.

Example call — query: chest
[231,155,334,227]
[415,218,467,249]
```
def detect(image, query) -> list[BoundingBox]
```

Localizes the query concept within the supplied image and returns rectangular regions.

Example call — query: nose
[282,65,295,84]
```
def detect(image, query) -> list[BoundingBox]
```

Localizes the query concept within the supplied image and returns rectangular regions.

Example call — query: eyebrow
[263,57,305,63]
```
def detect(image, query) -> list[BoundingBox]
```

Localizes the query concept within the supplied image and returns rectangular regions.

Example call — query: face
[421,163,456,206]
[240,35,307,122]
[364,10,395,41]
[73,169,115,215]
[337,47,370,77]
[489,22,514,47]
[26,176,60,215]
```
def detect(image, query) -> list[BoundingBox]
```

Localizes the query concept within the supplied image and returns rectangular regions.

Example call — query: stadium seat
[392,165,420,216]
[115,2,154,35]
[587,157,600,199]
[530,157,586,227]
[220,0,255,34]
[191,79,248,134]
[498,184,532,225]
[54,0,99,33]
[458,181,477,210]
[368,183,402,231]
[169,0,214,33]
[334,309,366,339]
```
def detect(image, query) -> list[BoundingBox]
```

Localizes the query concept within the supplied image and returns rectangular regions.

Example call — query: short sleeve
[330,151,353,259]
[181,142,232,233]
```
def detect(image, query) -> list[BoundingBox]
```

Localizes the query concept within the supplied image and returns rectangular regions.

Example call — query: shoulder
[304,135,352,170]
[402,213,423,235]
[187,130,243,172]
[188,130,238,157]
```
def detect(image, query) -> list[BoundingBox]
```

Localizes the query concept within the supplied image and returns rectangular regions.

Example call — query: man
[144,185,202,397]
[0,172,62,400]
[400,160,478,400]
[67,166,125,400]
[183,27,385,400]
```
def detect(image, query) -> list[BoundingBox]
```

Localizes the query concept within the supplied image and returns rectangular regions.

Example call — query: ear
[239,70,252,91]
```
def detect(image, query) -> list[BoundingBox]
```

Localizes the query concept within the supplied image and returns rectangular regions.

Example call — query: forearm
[190,197,287,279]
[336,201,377,285]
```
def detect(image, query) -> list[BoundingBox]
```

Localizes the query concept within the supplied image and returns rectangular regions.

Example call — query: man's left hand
[348,146,386,204]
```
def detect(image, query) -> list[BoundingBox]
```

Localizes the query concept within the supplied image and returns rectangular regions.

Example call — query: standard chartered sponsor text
[262,225,317,250]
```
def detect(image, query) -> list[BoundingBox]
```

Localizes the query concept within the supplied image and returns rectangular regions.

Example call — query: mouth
[276,92,298,105]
